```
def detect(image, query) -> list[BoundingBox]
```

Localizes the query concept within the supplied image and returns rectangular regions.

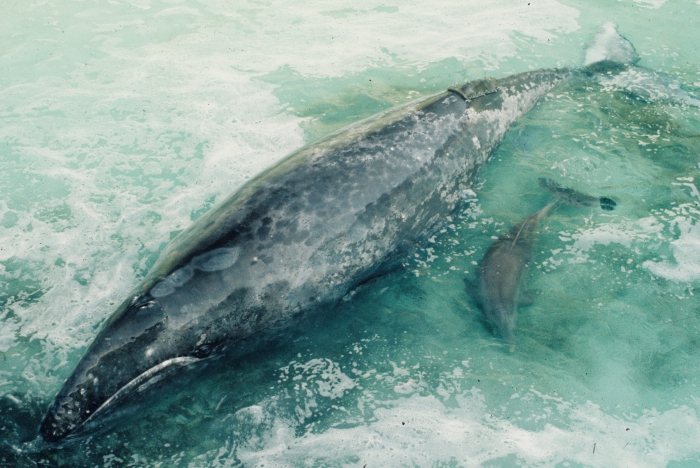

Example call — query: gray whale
[40,25,640,441]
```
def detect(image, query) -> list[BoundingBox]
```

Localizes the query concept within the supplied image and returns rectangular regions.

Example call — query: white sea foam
[596,67,700,107]
[200,0,580,76]
[235,391,700,467]
[643,203,700,282]
[553,195,700,283]
[0,66,301,351]
[280,358,357,401]
[562,216,663,264]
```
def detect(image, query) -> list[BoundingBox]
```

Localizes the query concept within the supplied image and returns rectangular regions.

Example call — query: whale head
[39,292,214,442]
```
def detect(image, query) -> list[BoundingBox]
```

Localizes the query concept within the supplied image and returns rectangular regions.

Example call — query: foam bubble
[280,358,357,401]
[644,215,700,282]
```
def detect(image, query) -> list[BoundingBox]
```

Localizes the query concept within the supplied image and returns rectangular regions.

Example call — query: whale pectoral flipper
[539,178,617,211]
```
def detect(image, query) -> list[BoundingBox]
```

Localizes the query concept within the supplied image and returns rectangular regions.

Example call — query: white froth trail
[199,0,580,75]
[235,391,700,467]
[558,183,700,284]
[643,195,700,282]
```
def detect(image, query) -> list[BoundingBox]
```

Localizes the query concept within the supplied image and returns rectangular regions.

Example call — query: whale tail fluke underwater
[584,22,639,67]
[585,23,700,108]
[538,177,617,211]
[473,180,615,345]
[41,24,645,442]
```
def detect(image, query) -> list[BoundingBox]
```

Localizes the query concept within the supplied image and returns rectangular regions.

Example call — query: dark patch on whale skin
[600,197,617,211]
[41,69,572,442]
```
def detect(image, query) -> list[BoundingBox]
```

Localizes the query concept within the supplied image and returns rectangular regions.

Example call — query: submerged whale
[473,179,615,343]
[40,24,640,441]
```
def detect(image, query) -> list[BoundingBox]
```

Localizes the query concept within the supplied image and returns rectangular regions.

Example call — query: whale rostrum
[40,25,641,441]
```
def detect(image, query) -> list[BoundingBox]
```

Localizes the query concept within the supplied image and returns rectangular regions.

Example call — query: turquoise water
[2,0,700,466]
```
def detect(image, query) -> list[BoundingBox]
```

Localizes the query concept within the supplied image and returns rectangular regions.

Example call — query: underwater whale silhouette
[473,178,616,343]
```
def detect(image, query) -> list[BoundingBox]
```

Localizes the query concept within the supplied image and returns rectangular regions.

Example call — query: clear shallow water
[2,0,700,466]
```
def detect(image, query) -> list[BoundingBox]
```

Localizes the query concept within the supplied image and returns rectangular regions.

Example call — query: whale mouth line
[79,356,200,430]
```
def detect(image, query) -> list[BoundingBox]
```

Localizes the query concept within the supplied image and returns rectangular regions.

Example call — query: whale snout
[40,393,89,442]
[39,292,209,442]
[41,354,201,442]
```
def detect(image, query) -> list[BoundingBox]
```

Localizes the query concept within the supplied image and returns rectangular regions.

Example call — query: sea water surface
[2,0,700,466]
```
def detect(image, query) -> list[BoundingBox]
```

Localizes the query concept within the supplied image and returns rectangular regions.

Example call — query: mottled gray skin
[40,69,571,441]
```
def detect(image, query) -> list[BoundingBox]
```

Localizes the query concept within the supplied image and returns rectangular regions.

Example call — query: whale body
[40,25,643,442]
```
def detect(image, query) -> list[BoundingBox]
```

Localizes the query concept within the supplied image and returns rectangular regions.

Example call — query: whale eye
[137,301,155,312]
[130,294,156,311]
[194,344,212,358]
